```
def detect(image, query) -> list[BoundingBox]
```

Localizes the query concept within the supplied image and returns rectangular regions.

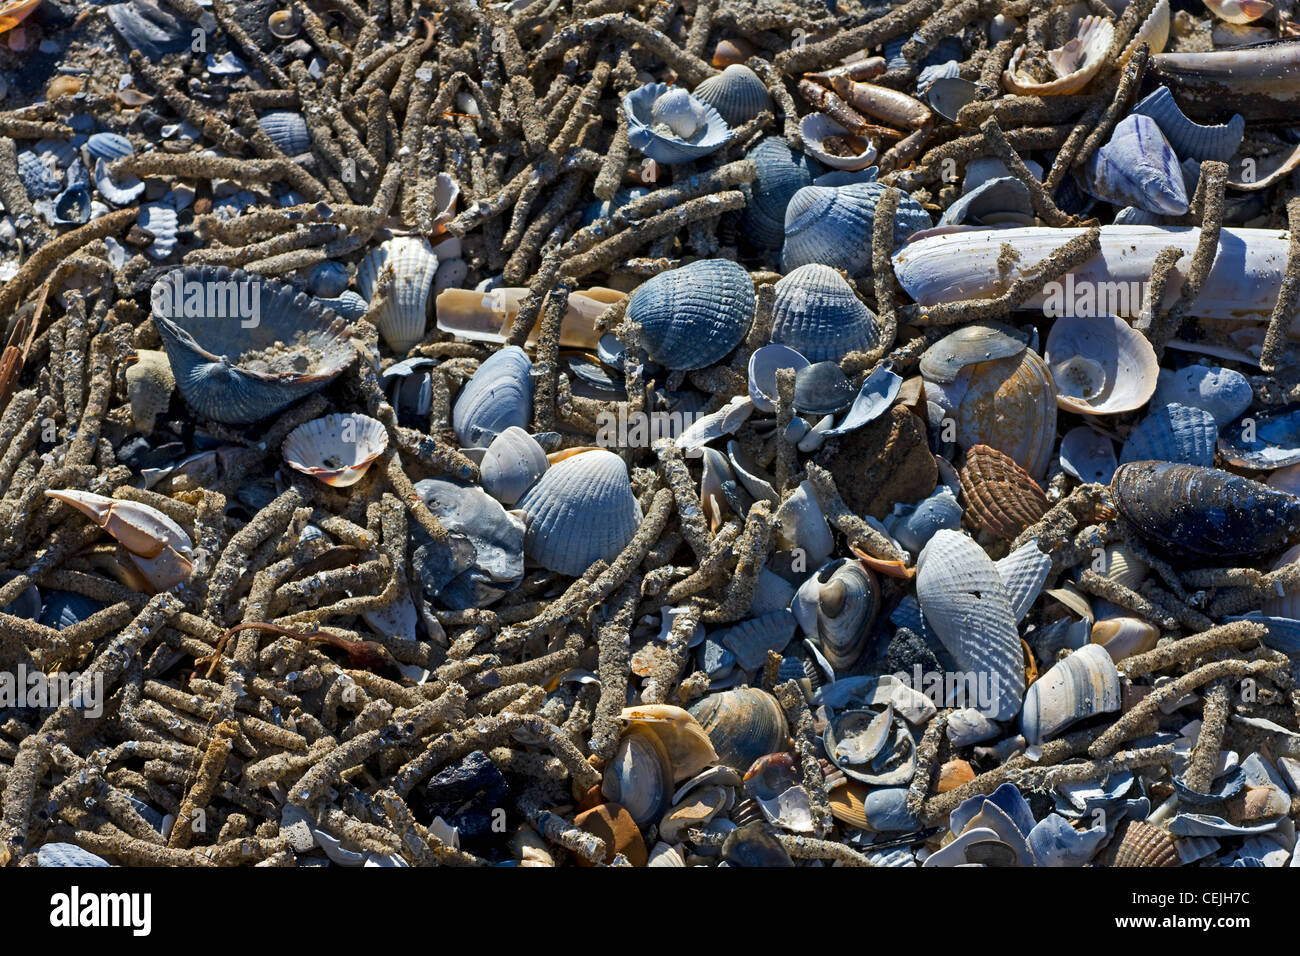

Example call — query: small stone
[572,802,647,867]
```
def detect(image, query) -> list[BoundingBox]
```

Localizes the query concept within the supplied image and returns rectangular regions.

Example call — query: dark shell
[626,258,754,370]
[1112,461,1300,560]
[959,444,1049,540]
[741,137,821,250]
[688,687,789,773]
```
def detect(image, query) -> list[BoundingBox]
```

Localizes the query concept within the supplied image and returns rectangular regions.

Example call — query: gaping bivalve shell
[692,64,772,127]
[781,181,931,276]
[356,236,439,353]
[516,449,642,576]
[1003,16,1116,95]
[625,258,755,370]
[624,83,731,164]
[452,345,533,448]
[1045,314,1159,416]
[282,414,388,488]
[770,264,881,363]
[150,265,356,425]
[792,558,880,672]
[688,687,789,774]
[960,445,1049,541]
[1020,643,1121,744]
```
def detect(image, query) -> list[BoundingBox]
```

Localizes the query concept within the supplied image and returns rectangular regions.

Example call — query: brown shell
[959,444,1049,540]
[1104,819,1181,868]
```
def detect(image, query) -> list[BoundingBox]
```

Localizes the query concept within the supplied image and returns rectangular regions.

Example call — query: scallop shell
[742,137,822,250]
[625,258,754,370]
[916,529,1025,721]
[798,113,877,172]
[1130,86,1244,163]
[959,444,1049,540]
[282,413,388,488]
[689,687,789,774]
[782,181,931,276]
[792,558,879,672]
[624,83,731,164]
[1059,426,1118,485]
[1020,643,1121,743]
[770,264,880,363]
[603,724,673,827]
[150,265,356,424]
[1045,314,1159,416]
[258,110,311,156]
[357,236,439,353]
[516,449,642,576]
[125,349,175,432]
[692,64,771,126]
[1119,0,1170,65]
[1081,115,1188,216]
[1003,16,1116,95]
[480,426,548,506]
[452,345,534,448]
[1121,403,1218,467]
[1205,0,1273,24]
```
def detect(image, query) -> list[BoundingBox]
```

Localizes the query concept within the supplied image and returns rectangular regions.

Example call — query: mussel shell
[689,687,789,774]
[770,264,880,363]
[626,258,754,370]
[452,345,533,448]
[791,558,879,672]
[741,136,821,250]
[793,362,855,416]
[720,821,794,866]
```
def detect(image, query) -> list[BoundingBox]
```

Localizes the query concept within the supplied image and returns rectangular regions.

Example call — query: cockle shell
[1204,0,1273,24]
[624,83,731,164]
[1045,314,1159,415]
[916,529,1025,721]
[689,687,789,774]
[281,413,388,488]
[692,64,771,126]
[1119,0,1171,65]
[1120,403,1218,467]
[742,136,821,250]
[770,264,880,363]
[625,258,754,370]
[480,426,548,506]
[798,113,877,171]
[995,540,1052,623]
[451,345,533,448]
[792,558,879,672]
[1130,86,1244,163]
[1080,114,1188,215]
[258,110,311,157]
[1102,819,1181,867]
[356,236,439,353]
[125,349,175,432]
[516,449,641,576]
[45,489,194,591]
[84,132,133,162]
[1020,643,1121,744]
[959,444,1049,540]
[1003,16,1116,95]
[782,181,931,276]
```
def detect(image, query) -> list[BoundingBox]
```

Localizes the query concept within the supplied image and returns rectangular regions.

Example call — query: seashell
[917,59,961,94]
[1153,365,1251,428]
[691,64,771,126]
[1130,86,1244,163]
[822,365,903,437]
[1113,205,1167,226]
[516,449,642,577]
[798,113,877,172]
[782,181,931,276]
[1045,314,1159,416]
[1003,16,1116,95]
[1102,818,1181,867]
[995,540,1051,623]
[959,444,1049,540]
[1027,812,1108,866]
[150,265,356,425]
[1149,41,1300,124]
[281,413,388,488]
[51,186,91,225]
[106,0,192,61]
[315,290,367,322]
[747,344,809,414]
[357,237,439,353]
[830,76,931,129]
[918,321,1029,384]
[1121,403,1218,467]
[689,687,789,774]
[1081,114,1187,215]
[602,724,673,827]
[125,349,175,432]
[726,439,778,505]
[1120,0,1171,65]
[45,489,193,591]
[884,485,962,555]
[939,177,1035,228]
[412,478,525,608]
[824,708,917,786]
[619,704,719,782]
[452,345,533,448]
[138,202,179,259]
[480,427,547,506]
[1092,617,1160,661]
[1218,405,1300,470]
[714,610,797,671]
[792,362,855,416]
[916,529,1025,721]
[926,76,981,122]
[17,150,60,198]
[1020,643,1121,743]
[1112,461,1300,560]
[773,481,834,567]
[676,395,753,454]
[1205,0,1273,24]
[308,261,349,299]
[721,821,794,867]
[258,111,311,156]
[659,784,729,841]
[37,843,112,868]
[1059,426,1118,485]
[741,136,821,250]
[791,558,879,672]
[624,83,731,164]
[713,37,756,68]
[437,285,622,351]
[625,258,754,370]
[39,590,105,631]
[268,7,300,39]
[770,264,880,362]
[84,132,134,162]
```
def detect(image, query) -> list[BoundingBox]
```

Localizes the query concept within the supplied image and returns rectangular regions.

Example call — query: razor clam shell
[782,181,931,276]
[741,136,821,251]
[357,236,439,353]
[516,449,642,577]
[770,264,880,363]
[1121,403,1218,467]
[1020,643,1121,744]
[1130,86,1244,163]
[893,225,1292,321]
[692,64,771,127]
[916,529,1025,721]
[451,345,533,448]
[626,258,754,371]
[480,426,548,506]
[1149,40,1300,123]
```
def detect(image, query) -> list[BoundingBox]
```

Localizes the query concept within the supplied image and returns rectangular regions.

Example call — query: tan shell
[282,413,389,488]
[1103,819,1180,867]
[436,286,624,350]
[1004,16,1116,95]
[827,780,873,830]
[125,349,175,432]
[1092,616,1160,661]
[44,489,194,591]
[1205,0,1273,24]
[1097,543,1148,591]
[959,444,1049,540]
[1120,0,1170,66]
[619,704,719,783]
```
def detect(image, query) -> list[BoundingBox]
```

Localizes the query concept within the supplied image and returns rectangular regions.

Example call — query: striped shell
[480,426,548,506]
[792,558,879,672]
[1081,114,1188,216]
[1103,819,1181,867]
[770,264,880,362]
[281,413,389,488]
[959,444,1049,540]
[452,345,533,448]
[689,687,789,774]
[742,137,820,250]
[1019,643,1121,744]
[782,181,931,276]
[1004,16,1116,95]
[916,529,1025,721]
[692,64,771,126]
[1045,314,1159,416]
[626,258,754,370]
[258,110,311,156]
[1131,86,1244,163]
[84,131,134,162]
[1121,403,1218,466]
[138,202,179,259]
[357,236,439,353]
[517,449,642,576]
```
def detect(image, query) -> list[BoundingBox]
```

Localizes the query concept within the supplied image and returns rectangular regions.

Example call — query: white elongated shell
[916,530,1025,721]
[1044,314,1159,415]
[1020,643,1121,743]
[357,236,439,352]
[798,113,877,171]
[517,449,643,576]
[692,64,772,126]
[282,413,389,487]
[894,225,1291,322]
[1004,16,1115,95]
[480,426,548,505]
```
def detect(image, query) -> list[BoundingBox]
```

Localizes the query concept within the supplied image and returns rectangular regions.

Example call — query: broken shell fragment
[1003,16,1116,95]
[1020,644,1121,744]
[45,490,194,591]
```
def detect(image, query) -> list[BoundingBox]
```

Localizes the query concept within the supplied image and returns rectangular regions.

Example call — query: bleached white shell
[1044,314,1159,415]
[480,426,548,506]
[994,540,1051,623]
[282,413,389,487]
[1004,16,1115,95]
[357,236,439,353]
[773,480,834,567]
[1019,643,1121,743]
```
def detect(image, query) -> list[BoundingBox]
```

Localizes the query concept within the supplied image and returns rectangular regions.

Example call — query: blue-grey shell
[138,201,179,259]
[1081,114,1188,216]
[1218,405,1300,470]
[39,590,106,630]
[412,477,525,609]
[1059,426,1118,485]
[1113,205,1167,226]
[939,176,1035,227]
[1130,86,1244,163]
[624,82,731,164]
[53,186,92,225]
[517,449,642,576]
[150,265,357,425]
[770,263,880,362]
[17,151,61,198]
[84,131,134,162]
[1153,365,1252,427]
[713,609,797,671]
[741,137,820,250]
[1121,403,1218,467]
[107,0,193,61]
[314,290,367,321]
[884,486,963,554]
[626,258,755,370]
[692,64,772,127]
[452,345,534,447]
[782,181,932,275]
[308,261,350,298]
[258,110,312,157]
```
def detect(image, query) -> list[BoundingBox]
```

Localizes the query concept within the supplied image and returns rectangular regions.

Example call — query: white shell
[798,113,877,171]
[282,413,389,488]
[773,480,834,567]
[1004,16,1116,95]
[1019,644,1121,743]
[994,540,1051,623]
[1044,314,1159,415]
[357,236,439,353]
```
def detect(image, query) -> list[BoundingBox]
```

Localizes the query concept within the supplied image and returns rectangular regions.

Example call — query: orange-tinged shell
[959,444,1049,540]
[1105,819,1181,867]
[827,780,872,829]
[713,37,756,68]
[937,759,975,793]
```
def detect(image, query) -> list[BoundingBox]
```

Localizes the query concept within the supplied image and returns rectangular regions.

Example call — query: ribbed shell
[688,688,789,774]
[258,110,312,156]
[782,181,931,275]
[1020,644,1120,743]
[138,202,179,259]
[17,150,60,198]
[626,258,754,370]
[692,64,772,126]
[1120,0,1170,65]
[994,541,1052,623]
[624,83,731,164]
[93,157,145,205]
[452,345,533,447]
[960,444,1049,540]
[1121,403,1217,466]
[150,265,356,424]
[742,137,820,250]
[308,261,349,298]
[517,449,642,576]
[1153,365,1252,427]
[915,529,1025,721]
[1082,114,1188,215]
[792,558,878,672]
[1105,819,1181,868]
[1131,86,1244,162]
[84,132,134,161]
[770,264,880,362]
[480,426,547,506]
[282,413,388,488]
[357,236,439,353]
